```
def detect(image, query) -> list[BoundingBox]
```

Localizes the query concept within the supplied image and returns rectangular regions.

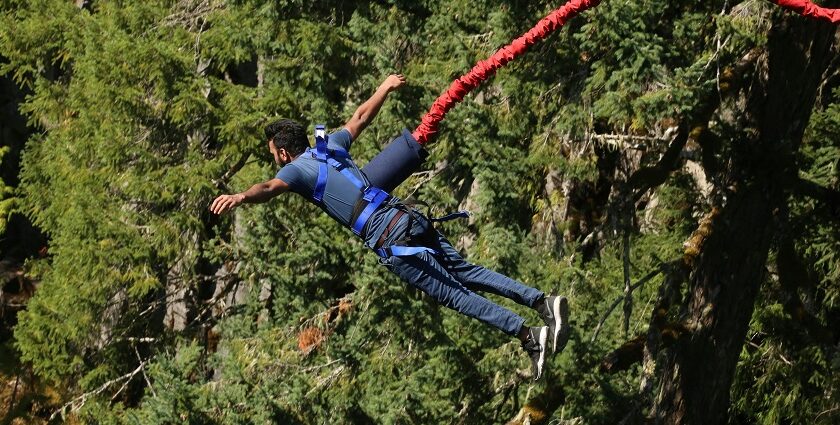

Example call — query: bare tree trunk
[164,233,196,332]
[651,10,838,424]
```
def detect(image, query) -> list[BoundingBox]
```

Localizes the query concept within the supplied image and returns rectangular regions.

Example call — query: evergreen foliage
[0,0,837,423]
[0,147,14,234]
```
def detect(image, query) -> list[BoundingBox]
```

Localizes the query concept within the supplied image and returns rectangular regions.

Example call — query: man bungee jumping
[210,74,570,380]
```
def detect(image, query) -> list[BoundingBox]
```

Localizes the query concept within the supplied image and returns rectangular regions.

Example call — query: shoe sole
[551,296,570,355]
[536,326,548,381]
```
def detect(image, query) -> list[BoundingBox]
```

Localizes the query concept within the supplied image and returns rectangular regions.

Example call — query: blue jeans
[380,210,544,336]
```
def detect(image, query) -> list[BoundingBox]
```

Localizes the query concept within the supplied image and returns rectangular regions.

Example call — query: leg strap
[372,204,467,258]
[376,245,438,258]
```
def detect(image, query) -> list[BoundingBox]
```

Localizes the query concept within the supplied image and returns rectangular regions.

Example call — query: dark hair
[264,119,309,156]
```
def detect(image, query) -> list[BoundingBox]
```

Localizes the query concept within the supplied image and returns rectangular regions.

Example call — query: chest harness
[305,125,467,258]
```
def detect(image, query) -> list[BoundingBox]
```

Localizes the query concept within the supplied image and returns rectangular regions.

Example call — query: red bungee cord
[412,0,601,145]
[412,0,839,146]
[769,0,840,23]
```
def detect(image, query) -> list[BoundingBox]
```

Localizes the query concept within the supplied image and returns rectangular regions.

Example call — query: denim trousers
[380,210,544,336]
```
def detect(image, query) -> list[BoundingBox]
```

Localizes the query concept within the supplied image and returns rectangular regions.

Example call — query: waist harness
[307,125,466,258]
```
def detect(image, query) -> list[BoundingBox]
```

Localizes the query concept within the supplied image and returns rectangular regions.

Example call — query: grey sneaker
[521,326,549,381]
[537,295,570,355]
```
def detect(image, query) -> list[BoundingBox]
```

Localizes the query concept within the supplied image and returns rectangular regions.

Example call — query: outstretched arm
[344,74,406,141]
[210,178,289,215]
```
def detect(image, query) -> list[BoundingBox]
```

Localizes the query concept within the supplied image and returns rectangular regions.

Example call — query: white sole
[536,326,548,380]
[552,296,570,354]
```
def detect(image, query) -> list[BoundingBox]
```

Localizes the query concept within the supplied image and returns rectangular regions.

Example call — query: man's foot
[536,295,570,355]
[521,326,549,381]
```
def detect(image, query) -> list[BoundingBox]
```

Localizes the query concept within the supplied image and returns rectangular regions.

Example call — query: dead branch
[50,361,147,421]
[404,159,449,200]
[591,264,668,343]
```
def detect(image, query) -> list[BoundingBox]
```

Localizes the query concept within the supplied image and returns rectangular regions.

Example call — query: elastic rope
[769,0,840,23]
[412,0,602,145]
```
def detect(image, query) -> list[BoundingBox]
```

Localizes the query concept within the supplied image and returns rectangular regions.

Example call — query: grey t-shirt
[275,129,401,248]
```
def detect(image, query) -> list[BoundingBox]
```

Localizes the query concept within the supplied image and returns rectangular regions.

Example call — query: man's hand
[210,193,245,215]
[345,74,407,140]
[380,74,406,92]
[210,179,288,215]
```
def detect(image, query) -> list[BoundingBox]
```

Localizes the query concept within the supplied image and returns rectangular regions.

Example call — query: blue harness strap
[312,125,329,202]
[375,245,437,258]
[325,157,363,189]
[352,187,389,235]
[307,125,390,237]
[372,211,470,258]
[306,125,467,259]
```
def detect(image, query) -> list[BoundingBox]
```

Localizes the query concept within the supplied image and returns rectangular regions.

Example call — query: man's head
[264,119,308,165]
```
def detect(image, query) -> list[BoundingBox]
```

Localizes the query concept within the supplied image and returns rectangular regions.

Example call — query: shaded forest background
[1,0,838,423]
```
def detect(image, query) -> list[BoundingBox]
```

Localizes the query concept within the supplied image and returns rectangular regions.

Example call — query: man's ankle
[517,325,530,342]
[533,295,549,316]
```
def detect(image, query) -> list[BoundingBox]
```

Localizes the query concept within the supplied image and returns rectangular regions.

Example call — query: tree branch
[628,128,689,202]
[50,361,147,421]
[591,263,668,343]
[792,177,840,216]
[627,48,762,203]
[599,323,688,374]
